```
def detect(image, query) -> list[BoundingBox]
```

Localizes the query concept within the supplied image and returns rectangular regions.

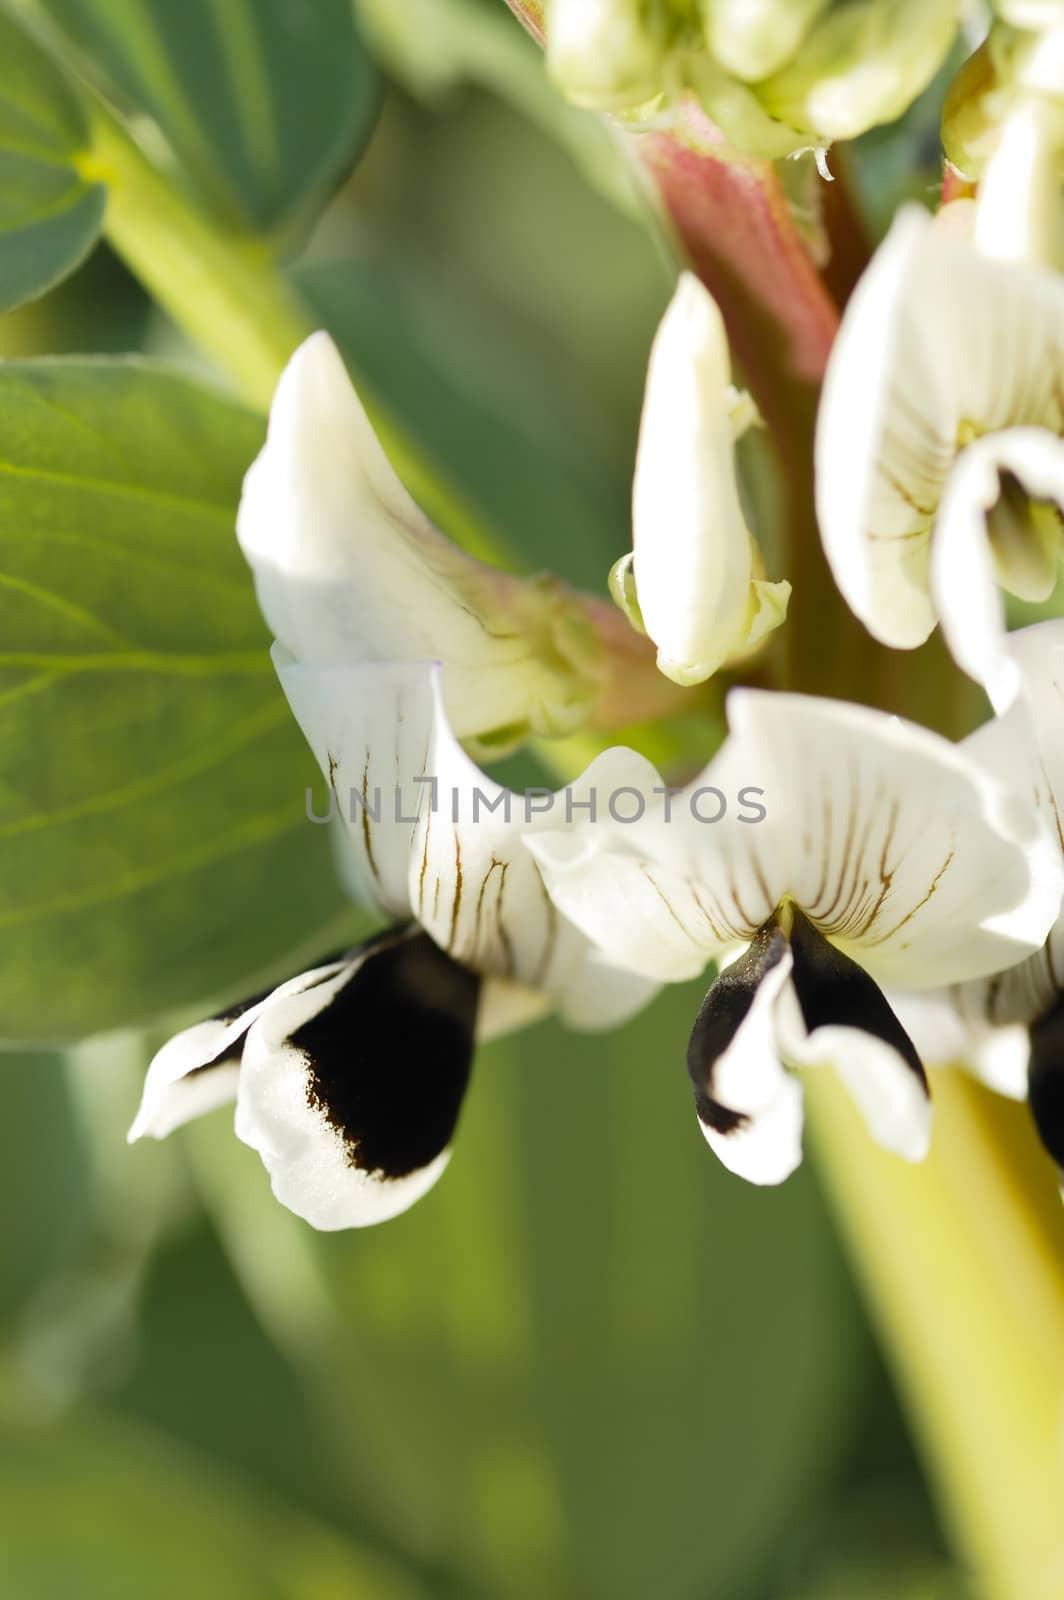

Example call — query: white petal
[693,941,806,1186]
[775,907,931,1162]
[631,273,788,686]
[526,741,745,984]
[129,1038,240,1143]
[931,429,1064,711]
[890,988,1032,1099]
[279,655,659,1029]
[411,681,660,1027]
[275,653,435,920]
[912,622,1064,1093]
[999,618,1064,833]
[974,98,1064,272]
[816,206,1064,652]
[128,962,345,1142]
[786,1020,931,1161]
[238,333,597,747]
[723,690,1063,987]
[234,932,478,1230]
[532,687,1063,990]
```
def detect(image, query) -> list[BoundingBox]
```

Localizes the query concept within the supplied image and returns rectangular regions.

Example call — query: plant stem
[806,1068,1064,1600]
[79,101,310,413]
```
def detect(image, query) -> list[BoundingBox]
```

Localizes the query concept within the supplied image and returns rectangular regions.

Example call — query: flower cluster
[545,0,959,160]
[133,4,1064,1228]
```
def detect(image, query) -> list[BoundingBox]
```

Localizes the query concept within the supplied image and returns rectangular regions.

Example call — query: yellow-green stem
[806,1069,1064,1600]
[79,100,309,412]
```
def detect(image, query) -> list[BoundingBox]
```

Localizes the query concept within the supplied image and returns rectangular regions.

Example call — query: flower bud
[699,0,830,83]
[942,37,1003,182]
[757,0,958,143]
[618,273,789,687]
[685,56,811,159]
[545,0,664,112]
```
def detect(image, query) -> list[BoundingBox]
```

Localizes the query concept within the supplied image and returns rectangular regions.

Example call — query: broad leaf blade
[0,358,349,1042]
[0,8,105,311]
[36,0,380,234]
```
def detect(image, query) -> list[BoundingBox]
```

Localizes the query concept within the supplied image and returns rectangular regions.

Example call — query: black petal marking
[686,921,790,1135]
[787,907,928,1095]
[291,929,480,1180]
[186,952,356,1079]
[1029,993,1064,1169]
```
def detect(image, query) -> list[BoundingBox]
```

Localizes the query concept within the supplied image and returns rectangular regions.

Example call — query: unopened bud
[545,0,664,112]
[757,0,958,143]
[699,0,830,83]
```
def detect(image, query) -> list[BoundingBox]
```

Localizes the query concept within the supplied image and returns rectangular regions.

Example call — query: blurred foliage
[0,5,105,312]
[0,1,976,1595]
[27,0,381,240]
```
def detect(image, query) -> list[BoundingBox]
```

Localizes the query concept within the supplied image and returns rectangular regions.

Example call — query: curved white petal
[526,738,747,985]
[128,962,346,1142]
[787,1019,931,1161]
[694,944,806,1186]
[279,655,659,1029]
[724,690,1063,987]
[816,205,1064,651]
[532,687,1062,991]
[1000,618,1064,828]
[974,98,1064,272]
[129,1038,241,1143]
[275,654,435,920]
[931,429,1064,711]
[238,332,598,747]
[910,622,1064,1089]
[631,273,788,686]
[234,933,478,1230]
[412,689,660,1027]
[882,627,1064,1098]
[890,988,1032,1100]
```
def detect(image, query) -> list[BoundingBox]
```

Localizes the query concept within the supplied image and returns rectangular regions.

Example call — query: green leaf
[0,7,106,313]
[36,0,380,235]
[0,1407,429,1600]
[0,358,350,1043]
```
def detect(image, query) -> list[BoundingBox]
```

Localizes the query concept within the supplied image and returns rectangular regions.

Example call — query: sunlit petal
[630,273,788,686]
